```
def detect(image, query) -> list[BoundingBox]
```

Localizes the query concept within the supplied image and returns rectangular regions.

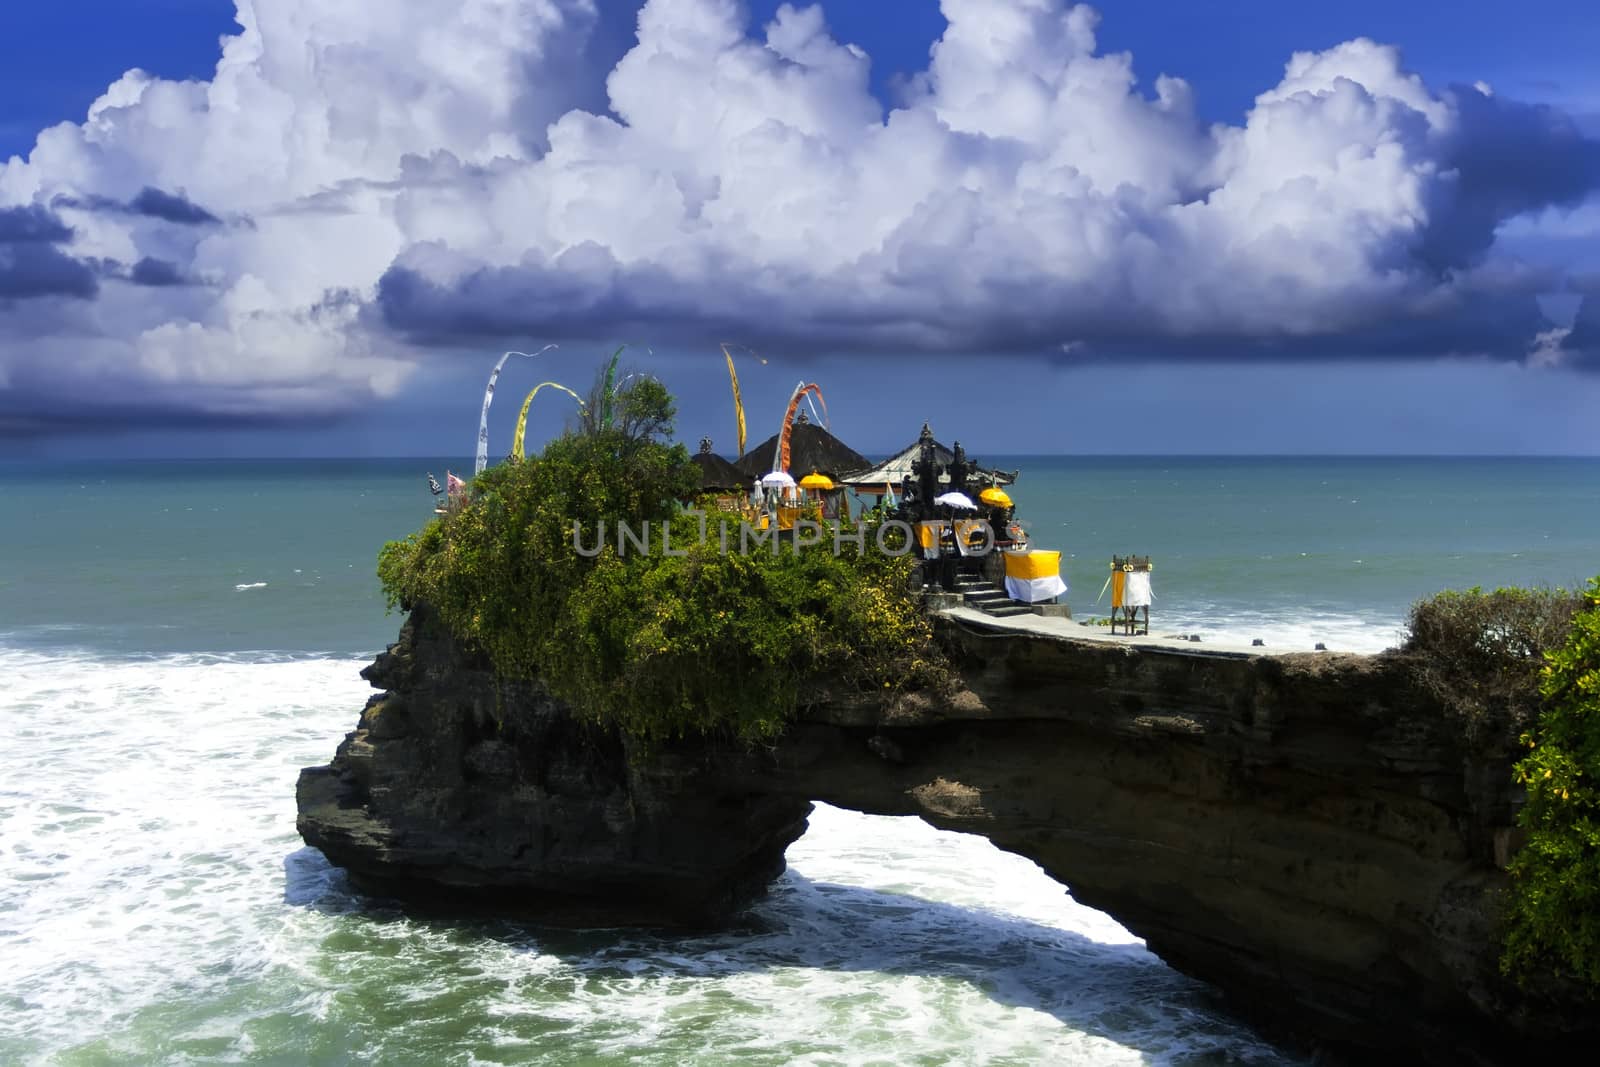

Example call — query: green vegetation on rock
[377,377,942,744]
[1404,584,1583,751]
[1405,581,1600,992]
[1502,577,1600,991]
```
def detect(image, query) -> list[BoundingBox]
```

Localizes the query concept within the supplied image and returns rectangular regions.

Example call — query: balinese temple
[839,423,1017,496]
[734,411,869,523]
[733,409,871,483]
[690,437,745,491]
[687,437,748,509]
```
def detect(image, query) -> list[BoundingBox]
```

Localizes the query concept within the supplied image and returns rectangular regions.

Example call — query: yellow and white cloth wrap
[917,521,948,560]
[1123,570,1153,608]
[953,519,988,556]
[1004,550,1067,603]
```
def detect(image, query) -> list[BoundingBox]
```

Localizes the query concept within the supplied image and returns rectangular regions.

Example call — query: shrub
[1502,577,1600,990]
[377,379,943,744]
[1404,585,1583,751]
[547,515,940,743]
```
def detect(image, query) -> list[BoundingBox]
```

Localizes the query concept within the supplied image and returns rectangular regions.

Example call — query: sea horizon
[3,453,1596,1063]
[5,456,1595,660]
[7,451,1600,462]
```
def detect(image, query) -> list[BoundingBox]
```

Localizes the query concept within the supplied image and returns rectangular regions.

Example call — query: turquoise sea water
[1,456,1597,1064]
[3,457,1595,656]
[1015,456,1600,651]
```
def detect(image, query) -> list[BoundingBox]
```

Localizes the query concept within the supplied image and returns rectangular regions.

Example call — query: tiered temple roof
[733,414,871,480]
[839,424,1016,491]
[689,437,747,491]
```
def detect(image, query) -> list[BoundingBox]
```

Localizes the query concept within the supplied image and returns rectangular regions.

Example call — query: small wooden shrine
[1109,555,1153,635]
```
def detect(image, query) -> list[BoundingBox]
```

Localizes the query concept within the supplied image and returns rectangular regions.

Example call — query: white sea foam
[0,648,371,1061]
[1158,608,1406,654]
[235,581,269,591]
[0,647,1297,1065]
[1088,601,1404,654]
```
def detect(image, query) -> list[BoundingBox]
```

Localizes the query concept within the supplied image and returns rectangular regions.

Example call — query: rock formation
[298,606,1597,1063]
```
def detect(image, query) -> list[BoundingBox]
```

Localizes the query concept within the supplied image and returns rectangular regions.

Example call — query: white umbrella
[761,471,797,488]
[934,491,977,510]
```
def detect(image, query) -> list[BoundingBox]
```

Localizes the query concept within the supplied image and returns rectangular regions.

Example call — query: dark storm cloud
[0,204,75,243]
[372,232,1573,364]
[128,257,189,287]
[0,388,347,439]
[1562,292,1600,369]
[52,186,221,226]
[1416,90,1600,270]
[0,205,97,300]
[127,187,220,225]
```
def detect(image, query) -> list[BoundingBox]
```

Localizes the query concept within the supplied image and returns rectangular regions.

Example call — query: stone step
[983,604,1035,618]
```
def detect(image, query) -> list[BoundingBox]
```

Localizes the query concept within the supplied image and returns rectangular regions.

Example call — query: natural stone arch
[298,607,1576,1064]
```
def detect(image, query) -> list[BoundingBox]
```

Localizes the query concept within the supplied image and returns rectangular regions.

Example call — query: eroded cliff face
[297,607,1595,1064]
[295,606,810,927]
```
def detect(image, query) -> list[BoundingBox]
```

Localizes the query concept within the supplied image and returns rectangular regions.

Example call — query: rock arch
[298,607,1581,1064]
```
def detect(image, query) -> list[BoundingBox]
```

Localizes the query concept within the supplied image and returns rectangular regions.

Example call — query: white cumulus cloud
[2,0,1598,430]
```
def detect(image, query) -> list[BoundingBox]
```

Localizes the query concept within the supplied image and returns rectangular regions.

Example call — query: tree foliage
[377,377,942,744]
[1502,578,1600,990]
[1404,585,1583,751]
[550,514,939,742]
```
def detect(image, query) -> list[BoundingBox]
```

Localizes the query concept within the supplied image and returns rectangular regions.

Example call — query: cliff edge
[297,606,1596,1063]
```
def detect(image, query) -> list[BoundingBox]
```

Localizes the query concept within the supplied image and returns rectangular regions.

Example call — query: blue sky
[2,0,1599,458]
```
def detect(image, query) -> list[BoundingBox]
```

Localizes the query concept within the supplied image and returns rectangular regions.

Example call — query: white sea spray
[0,646,1298,1065]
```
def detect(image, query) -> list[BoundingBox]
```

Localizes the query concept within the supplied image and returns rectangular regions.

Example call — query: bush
[1502,577,1600,990]
[548,514,940,743]
[1404,585,1583,751]
[377,380,943,744]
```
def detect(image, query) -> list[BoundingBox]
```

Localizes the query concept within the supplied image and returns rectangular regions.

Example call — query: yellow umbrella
[980,487,1012,506]
[798,471,835,490]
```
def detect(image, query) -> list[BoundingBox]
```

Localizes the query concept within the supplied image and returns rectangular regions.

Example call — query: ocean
[2,456,1596,1064]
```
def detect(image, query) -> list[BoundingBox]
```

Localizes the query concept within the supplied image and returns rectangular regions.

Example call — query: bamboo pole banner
[474,345,556,475]
[773,382,826,473]
[512,382,586,459]
[721,344,747,457]
[597,345,626,430]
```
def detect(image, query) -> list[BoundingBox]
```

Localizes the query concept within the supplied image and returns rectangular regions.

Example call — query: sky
[2,0,1599,459]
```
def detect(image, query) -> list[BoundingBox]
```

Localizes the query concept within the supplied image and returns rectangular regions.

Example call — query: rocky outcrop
[297,607,1596,1063]
[296,606,809,927]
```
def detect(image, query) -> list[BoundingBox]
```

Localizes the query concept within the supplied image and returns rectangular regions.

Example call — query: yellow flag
[723,345,747,456]
[512,381,585,459]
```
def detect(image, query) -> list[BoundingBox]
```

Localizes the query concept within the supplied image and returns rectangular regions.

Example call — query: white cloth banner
[1123,570,1153,607]
[1005,574,1067,603]
[474,346,555,475]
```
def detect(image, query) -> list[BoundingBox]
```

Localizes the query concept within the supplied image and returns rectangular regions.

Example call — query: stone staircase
[951,576,1034,618]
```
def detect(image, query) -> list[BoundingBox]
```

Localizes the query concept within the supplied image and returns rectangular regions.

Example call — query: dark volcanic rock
[297,607,1598,1063]
[297,606,811,927]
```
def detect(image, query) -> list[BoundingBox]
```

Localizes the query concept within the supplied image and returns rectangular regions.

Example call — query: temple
[840,423,1017,496]
[733,410,870,483]
[688,416,1065,619]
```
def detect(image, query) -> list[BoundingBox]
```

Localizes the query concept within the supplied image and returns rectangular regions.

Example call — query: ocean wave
[0,649,1297,1065]
[0,649,371,1061]
[234,581,268,591]
[1117,606,1406,654]
[1203,618,1401,654]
